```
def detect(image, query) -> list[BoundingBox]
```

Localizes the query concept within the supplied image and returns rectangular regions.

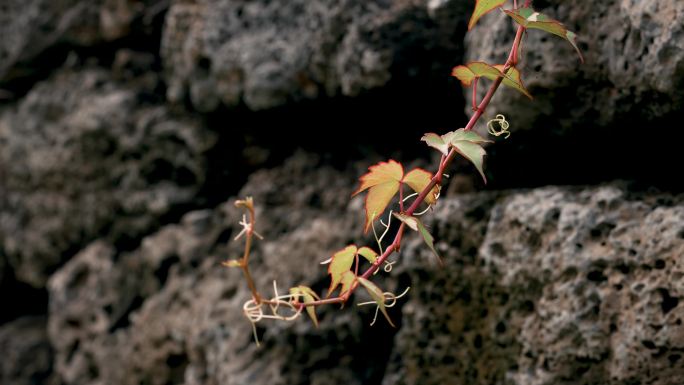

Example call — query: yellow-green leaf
[357,277,395,327]
[327,245,357,297]
[468,0,507,30]
[452,62,532,99]
[353,160,404,233]
[392,212,419,231]
[402,168,439,205]
[416,218,443,264]
[504,7,584,63]
[447,130,490,183]
[290,286,320,327]
[339,271,356,296]
[421,133,449,156]
[357,247,378,264]
[493,65,532,99]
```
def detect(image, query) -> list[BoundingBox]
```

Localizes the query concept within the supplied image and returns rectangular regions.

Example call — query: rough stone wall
[0,1,683,385]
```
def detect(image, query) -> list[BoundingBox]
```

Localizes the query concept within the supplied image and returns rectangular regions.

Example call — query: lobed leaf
[357,247,378,264]
[403,168,439,205]
[392,212,419,231]
[504,7,584,63]
[327,245,357,297]
[290,286,320,327]
[416,219,443,265]
[357,277,395,327]
[451,139,488,183]
[468,0,508,30]
[421,133,449,156]
[353,160,404,233]
[339,271,357,296]
[452,62,532,99]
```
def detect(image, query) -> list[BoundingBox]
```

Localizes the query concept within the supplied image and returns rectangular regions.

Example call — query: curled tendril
[242,280,303,346]
[487,114,511,139]
[358,286,411,326]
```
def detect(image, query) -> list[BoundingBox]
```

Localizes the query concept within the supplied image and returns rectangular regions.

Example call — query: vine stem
[297,3,530,309]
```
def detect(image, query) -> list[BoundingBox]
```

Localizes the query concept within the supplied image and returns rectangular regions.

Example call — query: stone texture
[0,316,55,385]
[0,0,167,84]
[464,0,684,133]
[385,185,684,385]
[161,0,470,111]
[0,68,215,287]
[47,153,396,385]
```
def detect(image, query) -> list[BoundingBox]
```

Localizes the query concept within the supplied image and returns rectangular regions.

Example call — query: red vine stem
[297,4,530,309]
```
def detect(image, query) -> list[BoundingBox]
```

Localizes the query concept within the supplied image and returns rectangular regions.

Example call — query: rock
[464,0,684,133]
[47,153,394,385]
[0,0,168,84]
[161,0,470,111]
[0,68,216,287]
[385,185,684,385]
[0,316,55,385]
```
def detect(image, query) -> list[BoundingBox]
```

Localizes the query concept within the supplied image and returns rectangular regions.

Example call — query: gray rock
[0,316,56,385]
[464,0,684,133]
[0,0,167,83]
[161,0,470,111]
[0,68,215,287]
[386,185,684,385]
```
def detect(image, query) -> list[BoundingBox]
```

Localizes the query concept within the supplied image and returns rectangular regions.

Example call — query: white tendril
[487,114,511,139]
[242,281,304,346]
[402,192,418,203]
[357,286,411,326]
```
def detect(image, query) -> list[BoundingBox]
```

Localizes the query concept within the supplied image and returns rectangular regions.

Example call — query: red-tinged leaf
[421,133,449,156]
[392,212,419,231]
[403,168,439,205]
[504,7,584,63]
[493,65,533,99]
[468,0,507,30]
[357,277,395,327]
[357,247,378,264]
[353,160,404,233]
[327,245,357,297]
[339,271,356,296]
[452,62,531,98]
[290,286,320,327]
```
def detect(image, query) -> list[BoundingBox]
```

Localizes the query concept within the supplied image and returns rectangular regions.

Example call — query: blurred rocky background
[0,1,683,384]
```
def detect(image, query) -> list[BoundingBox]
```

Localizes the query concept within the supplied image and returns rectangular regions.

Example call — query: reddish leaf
[353,160,404,233]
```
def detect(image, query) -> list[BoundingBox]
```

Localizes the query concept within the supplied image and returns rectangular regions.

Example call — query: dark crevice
[108,295,145,332]
[0,267,49,325]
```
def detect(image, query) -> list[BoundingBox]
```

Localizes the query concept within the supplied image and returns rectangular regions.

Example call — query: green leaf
[392,212,419,231]
[444,128,493,145]
[421,133,449,156]
[357,247,378,264]
[446,129,490,183]
[327,245,357,297]
[451,62,532,99]
[504,7,584,63]
[357,277,395,327]
[416,218,443,265]
[290,286,320,327]
[339,271,356,296]
[468,0,507,30]
[353,160,404,233]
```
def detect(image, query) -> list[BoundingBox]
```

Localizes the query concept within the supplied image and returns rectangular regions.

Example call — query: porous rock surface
[161,0,470,111]
[0,68,215,287]
[464,0,684,133]
[386,185,684,385]
[0,0,167,84]
[44,153,684,385]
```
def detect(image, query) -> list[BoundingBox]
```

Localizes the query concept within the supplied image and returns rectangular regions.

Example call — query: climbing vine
[224,0,582,344]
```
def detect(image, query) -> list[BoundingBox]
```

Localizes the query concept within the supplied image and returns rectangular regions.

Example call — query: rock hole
[658,289,679,315]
